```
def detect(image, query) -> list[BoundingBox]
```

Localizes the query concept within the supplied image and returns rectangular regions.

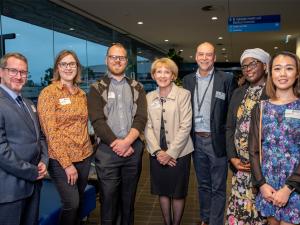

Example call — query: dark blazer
[0,87,48,203]
[183,70,235,157]
[226,84,268,160]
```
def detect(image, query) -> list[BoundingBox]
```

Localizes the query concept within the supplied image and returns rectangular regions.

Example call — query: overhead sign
[228,15,280,32]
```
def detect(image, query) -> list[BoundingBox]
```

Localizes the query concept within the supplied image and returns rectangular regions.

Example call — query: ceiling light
[274,46,278,50]
[179,49,183,52]
[218,36,223,40]
[211,16,218,20]
[69,28,75,31]
[137,21,143,25]
[226,59,229,62]
[222,48,226,51]
[189,55,193,58]
[164,39,169,42]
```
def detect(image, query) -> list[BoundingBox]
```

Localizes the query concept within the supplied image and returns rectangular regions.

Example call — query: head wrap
[240,48,270,66]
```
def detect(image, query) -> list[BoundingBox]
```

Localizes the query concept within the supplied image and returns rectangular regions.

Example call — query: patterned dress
[256,99,300,224]
[227,85,267,225]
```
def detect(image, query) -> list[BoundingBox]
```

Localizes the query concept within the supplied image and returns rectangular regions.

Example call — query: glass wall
[0,0,164,99]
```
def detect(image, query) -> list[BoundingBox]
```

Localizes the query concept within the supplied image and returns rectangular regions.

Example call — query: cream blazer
[145,83,194,159]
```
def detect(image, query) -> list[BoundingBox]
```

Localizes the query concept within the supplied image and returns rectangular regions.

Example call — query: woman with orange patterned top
[37,50,93,225]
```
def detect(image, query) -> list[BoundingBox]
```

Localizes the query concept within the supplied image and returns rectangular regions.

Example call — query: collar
[196,67,214,79]
[53,81,79,94]
[0,84,19,100]
[153,83,177,101]
[108,72,126,82]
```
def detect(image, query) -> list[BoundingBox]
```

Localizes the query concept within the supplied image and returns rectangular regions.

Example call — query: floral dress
[227,85,267,225]
[255,99,300,224]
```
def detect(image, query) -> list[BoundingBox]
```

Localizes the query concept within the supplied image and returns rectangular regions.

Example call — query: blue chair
[39,179,96,225]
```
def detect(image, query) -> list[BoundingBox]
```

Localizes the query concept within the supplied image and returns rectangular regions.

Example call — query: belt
[195,132,211,137]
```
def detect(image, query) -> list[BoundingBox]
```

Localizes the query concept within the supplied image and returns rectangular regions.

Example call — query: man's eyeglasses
[108,55,127,62]
[59,62,77,69]
[241,60,260,71]
[2,67,29,78]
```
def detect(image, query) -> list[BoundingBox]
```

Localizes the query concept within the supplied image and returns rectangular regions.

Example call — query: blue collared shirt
[0,84,20,105]
[193,68,214,132]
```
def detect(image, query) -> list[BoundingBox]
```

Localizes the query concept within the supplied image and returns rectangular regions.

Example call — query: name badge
[108,91,115,99]
[59,98,71,105]
[215,91,225,100]
[31,104,37,112]
[285,109,300,119]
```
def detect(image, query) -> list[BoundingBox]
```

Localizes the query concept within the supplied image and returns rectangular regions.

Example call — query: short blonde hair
[0,52,28,68]
[266,51,300,98]
[151,58,178,80]
[52,50,82,84]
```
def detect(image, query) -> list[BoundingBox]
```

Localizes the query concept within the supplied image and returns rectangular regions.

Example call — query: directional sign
[228,15,280,32]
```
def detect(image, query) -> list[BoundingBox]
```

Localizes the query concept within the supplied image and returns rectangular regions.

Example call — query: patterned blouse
[234,85,264,163]
[37,81,92,168]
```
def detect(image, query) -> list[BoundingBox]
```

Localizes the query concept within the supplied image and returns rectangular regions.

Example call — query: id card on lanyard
[195,71,214,125]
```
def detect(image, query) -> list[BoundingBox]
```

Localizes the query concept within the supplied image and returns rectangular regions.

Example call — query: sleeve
[226,89,239,160]
[131,84,147,134]
[166,91,192,159]
[37,88,71,169]
[249,103,266,187]
[286,173,300,193]
[0,111,38,181]
[144,96,161,155]
[226,73,237,108]
[39,129,49,167]
[87,84,117,145]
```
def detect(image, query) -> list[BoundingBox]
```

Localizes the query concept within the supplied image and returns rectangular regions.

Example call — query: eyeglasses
[241,60,260,71]
[2,67,29,78]
[108,55,127,62]
[59,62,77,69]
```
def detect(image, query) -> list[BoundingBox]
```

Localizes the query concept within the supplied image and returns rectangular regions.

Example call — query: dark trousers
[95,139,143,225]
[48,156,92,225]
[0,182,41,225]
[193,135,227,225]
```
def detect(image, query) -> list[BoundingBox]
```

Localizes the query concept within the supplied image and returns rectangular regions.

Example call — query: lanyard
[195,71,214,113]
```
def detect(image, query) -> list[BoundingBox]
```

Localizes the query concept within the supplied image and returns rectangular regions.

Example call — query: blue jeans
[193,135,227,225]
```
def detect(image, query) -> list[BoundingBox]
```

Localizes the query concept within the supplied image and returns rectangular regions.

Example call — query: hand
[36,162,47,180]
[167,158,177,167]
[272,185,292,207]
[122,146,134,157]
[230,158,251,172]
[156,151,172,165]
[65,165,78,186]
[259,183,276,203]
[111,139,131,155]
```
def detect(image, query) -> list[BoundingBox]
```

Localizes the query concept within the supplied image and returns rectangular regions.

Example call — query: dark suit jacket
[0,87,48,203]
[182,70,235,157]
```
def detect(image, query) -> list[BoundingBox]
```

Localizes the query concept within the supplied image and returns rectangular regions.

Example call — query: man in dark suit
[183,42,235,225]
[0,52,48,225]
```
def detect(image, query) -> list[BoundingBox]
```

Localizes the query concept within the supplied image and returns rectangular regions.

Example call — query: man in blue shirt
[183,42,235,225]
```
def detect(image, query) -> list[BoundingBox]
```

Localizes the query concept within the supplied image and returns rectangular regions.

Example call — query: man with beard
[87,43,147,225]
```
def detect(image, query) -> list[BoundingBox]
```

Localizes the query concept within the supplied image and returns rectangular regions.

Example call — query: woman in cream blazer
[145,57,193,225]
